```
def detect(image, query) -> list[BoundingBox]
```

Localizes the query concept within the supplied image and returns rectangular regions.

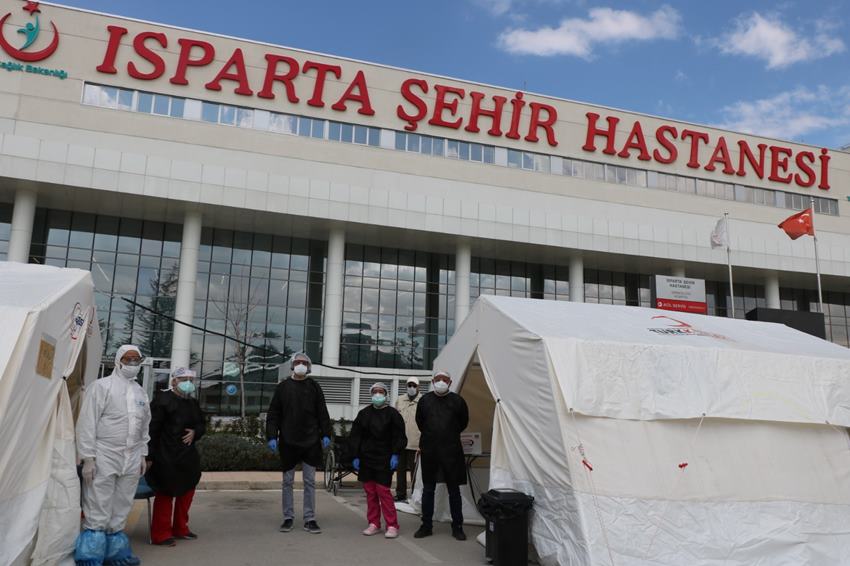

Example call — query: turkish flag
[777,208,814,240]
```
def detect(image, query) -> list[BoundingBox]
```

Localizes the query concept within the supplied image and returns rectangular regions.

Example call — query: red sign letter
[736,140,767,179]
[257,54,300,103]
[428,84,465,129]
[205,48,253,96]
[818,148,830,190]
[680,129,709,169]
[303,61,342,108]
[127,32,167,81]
[617,121,651,161]
[525,102,558,147]
[652,125,678,164]
[768,146,793,184]
[96,25,128,74]
[704,136,735,175]
[465,91,506,136]
[794,151,816,187]
[170,38,215,86]
[331,70,375,116]
[397,78,429,132]
[583,113,619,155]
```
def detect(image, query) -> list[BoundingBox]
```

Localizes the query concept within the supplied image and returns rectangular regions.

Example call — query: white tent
[434,295,850,565]
[0,264,103,566]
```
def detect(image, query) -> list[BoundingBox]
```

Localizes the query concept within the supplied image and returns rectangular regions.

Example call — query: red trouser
[151,489,195,543]
[363,481,399,529]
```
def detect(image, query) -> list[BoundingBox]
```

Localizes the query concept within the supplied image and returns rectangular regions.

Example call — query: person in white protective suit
[74,345,151,566]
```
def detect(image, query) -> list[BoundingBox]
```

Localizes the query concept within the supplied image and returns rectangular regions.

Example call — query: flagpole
[725,212,735,318]
[809,197,824,313]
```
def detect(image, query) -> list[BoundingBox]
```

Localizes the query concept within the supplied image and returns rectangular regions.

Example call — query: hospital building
[1,1,849,417]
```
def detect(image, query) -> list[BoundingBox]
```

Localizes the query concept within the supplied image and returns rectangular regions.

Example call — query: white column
[322,227,345,366]
[170,210,202,370]
[671,263,686,278]
[569,253,584,302]
[454,241,471,326]
[765,272,781,309]
[7,188,37,263]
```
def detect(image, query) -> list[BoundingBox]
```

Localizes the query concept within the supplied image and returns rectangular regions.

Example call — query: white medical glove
[82,458,96,484]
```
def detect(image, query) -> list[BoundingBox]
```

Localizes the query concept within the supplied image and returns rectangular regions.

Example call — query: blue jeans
[282,463,315,522]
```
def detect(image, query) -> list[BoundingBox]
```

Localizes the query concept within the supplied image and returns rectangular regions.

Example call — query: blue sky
[59,0,850,148]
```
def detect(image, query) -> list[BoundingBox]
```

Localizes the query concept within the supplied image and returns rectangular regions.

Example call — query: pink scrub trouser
[363,481,399,529]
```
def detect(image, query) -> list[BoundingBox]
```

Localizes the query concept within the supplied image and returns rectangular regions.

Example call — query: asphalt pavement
[127,488,489,565]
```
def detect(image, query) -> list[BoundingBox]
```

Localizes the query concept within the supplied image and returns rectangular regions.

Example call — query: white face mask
[433,381,450,395]
[293,364,309,377]
[407,386,418,397]
[117,362,141,380]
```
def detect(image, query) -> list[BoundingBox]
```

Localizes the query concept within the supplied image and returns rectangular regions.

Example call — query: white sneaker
[362,524,380,536]
[385,526,399,539]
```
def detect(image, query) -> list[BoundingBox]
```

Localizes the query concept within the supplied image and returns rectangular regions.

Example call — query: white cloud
[498,6,681,58]
[717,13,844,69]
[476,0,513,16]
[473,0,577,18]
[716,86,850,141]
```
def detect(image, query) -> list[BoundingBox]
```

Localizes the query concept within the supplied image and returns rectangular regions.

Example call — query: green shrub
[198,433,280,471]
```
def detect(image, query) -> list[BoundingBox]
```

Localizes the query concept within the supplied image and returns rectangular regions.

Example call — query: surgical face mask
[433,381,450,395]
[371,394,386,408]
[293,364,309,377]
[117,362,141,380]
[177,380,196,395]
[407,386,418,398]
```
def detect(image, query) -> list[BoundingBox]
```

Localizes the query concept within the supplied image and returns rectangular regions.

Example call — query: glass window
[433,138,445,157]
[407,133,420,153]
[470,144,483,162]
[354,125,368,145]
[421,136,432,155]
[341,124,354,143]
[236,108,253,128]
[507,149,522,169]
[201,102,219,123]
[269,113,296,134]
[483,146,495,164]
[367,127,380,146]
[311,118,325,139]
[447,140,459,159]
[220,105,236,126]
[153,94,170,116]
[395,132,406,151]
[117,89,133,110]
[169,97,185,118]
[99,86,118,108]
[328,122,341,141]
[83,84,101,106]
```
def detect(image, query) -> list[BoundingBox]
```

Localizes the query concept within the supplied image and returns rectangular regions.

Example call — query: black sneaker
[452,528,467,541]
[279,519,293,532]
[413,525,433,539]
[304,520,322,534]
[175,532,198,540]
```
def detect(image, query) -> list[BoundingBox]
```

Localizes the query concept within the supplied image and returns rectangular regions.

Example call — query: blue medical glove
[267,439,278,453]
[352,458,360,471]
[322,436,331,449]
[390,454,399,470]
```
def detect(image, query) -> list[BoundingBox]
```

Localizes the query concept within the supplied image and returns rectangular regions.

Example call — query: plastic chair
[134,477,155,544]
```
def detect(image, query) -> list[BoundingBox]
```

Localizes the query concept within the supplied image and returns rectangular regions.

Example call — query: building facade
[1,2,849,418]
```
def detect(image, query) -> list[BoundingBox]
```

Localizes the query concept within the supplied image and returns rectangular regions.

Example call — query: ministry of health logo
[0,1,59,62]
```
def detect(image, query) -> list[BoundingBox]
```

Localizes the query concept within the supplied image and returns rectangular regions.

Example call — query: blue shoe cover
[104,531,141,566]
[74,529,107,566]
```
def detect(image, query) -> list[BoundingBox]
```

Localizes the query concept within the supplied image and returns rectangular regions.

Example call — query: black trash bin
[478,489,534,566]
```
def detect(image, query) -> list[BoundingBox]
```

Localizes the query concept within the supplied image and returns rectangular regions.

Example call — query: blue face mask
[371,394,386,408]
[177,380,196,395]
